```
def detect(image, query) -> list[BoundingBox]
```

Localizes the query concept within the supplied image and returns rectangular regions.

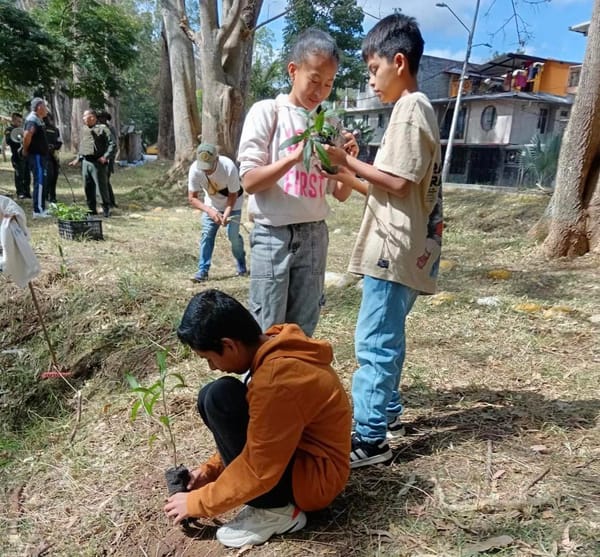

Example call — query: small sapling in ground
[126,350,190,495]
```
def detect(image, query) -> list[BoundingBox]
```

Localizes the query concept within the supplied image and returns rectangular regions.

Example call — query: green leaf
[130,399,142,421]
[303,140,313,171]
[159,415,170,427]
[148,433,158,448]
[313,141,336,174]
[146,390,160,411]
[131,386,151,395]
[314,108,325,133]
[280,132,306,151]
[142,390,160,416]
[313,141,329,166]
[125,373,140,389]
[156,350,167,377]
[170,373,187,389]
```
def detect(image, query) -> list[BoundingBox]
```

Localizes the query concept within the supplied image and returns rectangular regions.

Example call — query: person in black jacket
[44,113,62,204]
[3,112,31,199]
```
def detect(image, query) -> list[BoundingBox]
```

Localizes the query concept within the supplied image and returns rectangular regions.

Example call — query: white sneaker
[216,504,307,548]
[32,211,51,219]
[386,415,406,440]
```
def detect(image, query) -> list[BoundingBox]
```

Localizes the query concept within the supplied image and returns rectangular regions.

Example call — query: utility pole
[437,0,482,184]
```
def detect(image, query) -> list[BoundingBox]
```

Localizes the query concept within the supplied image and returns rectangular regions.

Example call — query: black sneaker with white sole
[386,415,406,440]
[350,434,393,468]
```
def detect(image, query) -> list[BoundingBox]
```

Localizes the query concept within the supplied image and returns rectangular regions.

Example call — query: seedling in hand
[280,105,342,174]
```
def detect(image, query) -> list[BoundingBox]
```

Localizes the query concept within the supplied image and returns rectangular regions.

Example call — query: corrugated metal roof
[477,52,580,77]
[430,91,574,105]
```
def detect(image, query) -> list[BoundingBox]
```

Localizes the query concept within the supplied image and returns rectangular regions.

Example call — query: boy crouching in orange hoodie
[164,289,351,548]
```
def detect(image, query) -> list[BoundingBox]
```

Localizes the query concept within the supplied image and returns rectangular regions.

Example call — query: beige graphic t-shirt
[348,92,443,294]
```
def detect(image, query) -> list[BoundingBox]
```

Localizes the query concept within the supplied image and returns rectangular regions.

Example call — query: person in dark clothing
[22,98,50,217]
[97,111,118,208]
[44,113,62,204]
[3,112,31,199]
[69,109,116,217]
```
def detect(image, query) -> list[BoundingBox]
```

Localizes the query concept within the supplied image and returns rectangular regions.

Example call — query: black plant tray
[58,218,104,241]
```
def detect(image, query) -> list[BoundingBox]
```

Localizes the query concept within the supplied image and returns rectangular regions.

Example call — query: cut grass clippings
[1,158,599,556]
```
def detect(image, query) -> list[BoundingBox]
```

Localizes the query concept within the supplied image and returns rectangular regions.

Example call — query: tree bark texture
[69,63,89,152]
[52,87,72,148]
[542,0,600,257]
[157,26,176,160]
[161,0,201,164]
[195,0,263,158]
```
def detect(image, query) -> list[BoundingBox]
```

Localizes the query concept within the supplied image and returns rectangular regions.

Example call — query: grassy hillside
[1,159,599,556]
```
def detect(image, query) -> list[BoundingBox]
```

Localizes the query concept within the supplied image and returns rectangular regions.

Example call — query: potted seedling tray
[50,203,104,241]
[58,219,103,241]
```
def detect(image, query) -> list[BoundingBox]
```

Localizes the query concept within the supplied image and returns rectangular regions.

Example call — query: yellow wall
[445,59,575,98]
[449,76,476,97]
[533,60,572,95]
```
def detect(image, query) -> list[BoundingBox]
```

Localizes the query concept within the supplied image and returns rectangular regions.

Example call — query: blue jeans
[198,209,246,275]
[352,276,418,442]
[249,221,328,337]
[28,154,47,214]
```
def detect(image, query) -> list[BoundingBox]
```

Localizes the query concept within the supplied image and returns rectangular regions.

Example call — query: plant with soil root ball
[126,351,190,496]
[280,104,343,174]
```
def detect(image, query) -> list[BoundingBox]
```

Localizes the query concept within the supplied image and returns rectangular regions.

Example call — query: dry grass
[1,159,599,557]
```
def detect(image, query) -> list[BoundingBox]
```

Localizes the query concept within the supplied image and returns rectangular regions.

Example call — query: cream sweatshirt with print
[237,94,335,226]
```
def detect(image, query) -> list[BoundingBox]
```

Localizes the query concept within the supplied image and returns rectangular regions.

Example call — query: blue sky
[258,0,593,65]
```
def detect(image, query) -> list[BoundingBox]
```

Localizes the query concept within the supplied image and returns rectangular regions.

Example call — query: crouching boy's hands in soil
[164,492,189,524]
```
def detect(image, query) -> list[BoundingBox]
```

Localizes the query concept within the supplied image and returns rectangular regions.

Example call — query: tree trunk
[541,0,600,257]
[52,87,71,149]
[161,0,200,164]
[157,26,175,160]
[69,63,89,152]
[195,0,263,159]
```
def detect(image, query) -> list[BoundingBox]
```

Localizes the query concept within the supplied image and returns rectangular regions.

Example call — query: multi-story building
[341,49,583,186]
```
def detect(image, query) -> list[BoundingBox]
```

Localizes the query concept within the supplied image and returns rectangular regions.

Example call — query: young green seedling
[280,105,342,174]
[126,350,186,469]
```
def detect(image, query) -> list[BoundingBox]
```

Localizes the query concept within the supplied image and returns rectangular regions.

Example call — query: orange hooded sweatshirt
[186,324,351,518]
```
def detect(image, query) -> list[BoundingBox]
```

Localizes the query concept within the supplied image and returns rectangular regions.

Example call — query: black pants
[197,376,295,509]
[46,154,59,202]
[11,155,30,197]
[107,158,117,207]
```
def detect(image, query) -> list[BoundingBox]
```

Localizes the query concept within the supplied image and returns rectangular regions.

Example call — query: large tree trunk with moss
[194,0,263,159]
[541,0,600,257]
[157,26,175,160]
[161,0,200,165]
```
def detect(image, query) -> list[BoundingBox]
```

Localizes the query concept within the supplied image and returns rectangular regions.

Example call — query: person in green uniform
[68,109,116,217]
[97,111,118,208]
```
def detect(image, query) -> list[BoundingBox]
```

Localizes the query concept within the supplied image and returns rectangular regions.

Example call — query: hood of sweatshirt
[252,323,333,372]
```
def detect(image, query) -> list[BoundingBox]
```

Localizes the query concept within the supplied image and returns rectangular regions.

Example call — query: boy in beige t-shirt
[324,13,443,468]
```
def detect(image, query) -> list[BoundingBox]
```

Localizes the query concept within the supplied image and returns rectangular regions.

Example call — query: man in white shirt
[188,143,247,282]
